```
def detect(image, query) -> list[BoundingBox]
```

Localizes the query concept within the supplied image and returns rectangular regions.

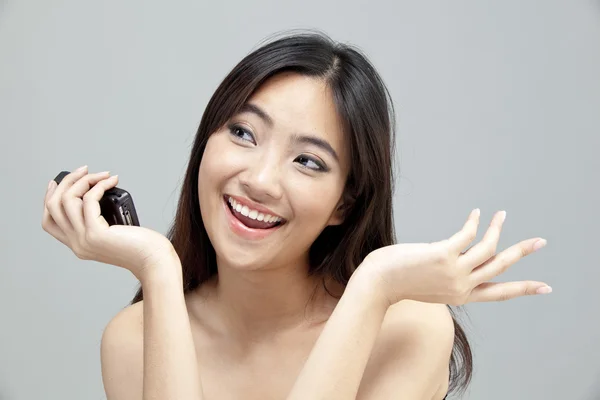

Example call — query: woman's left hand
[41,165,178,281]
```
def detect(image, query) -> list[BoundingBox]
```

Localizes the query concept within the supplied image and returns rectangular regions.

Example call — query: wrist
[348,263,393,311]
[137,252,183,287]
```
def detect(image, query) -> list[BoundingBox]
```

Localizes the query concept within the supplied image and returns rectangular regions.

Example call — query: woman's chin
[215,251,274,272]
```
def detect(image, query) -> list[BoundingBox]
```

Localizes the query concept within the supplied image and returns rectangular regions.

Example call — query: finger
[43,179,57,214]
[458,210,506,270]
[468,280,552,302]
[63,171,111,234]
[42,180,69,246]
[83,175,119,230]
[447,208,481,254]
[47,165,89,234]
[55,165,89,191]
[469,238,547,284]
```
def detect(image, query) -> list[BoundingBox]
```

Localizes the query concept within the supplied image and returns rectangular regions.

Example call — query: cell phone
[53,171,140,227]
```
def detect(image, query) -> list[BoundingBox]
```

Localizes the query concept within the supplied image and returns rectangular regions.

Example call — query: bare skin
[103,277,452,400]
[99,73,456,399]
[48,73,548,399]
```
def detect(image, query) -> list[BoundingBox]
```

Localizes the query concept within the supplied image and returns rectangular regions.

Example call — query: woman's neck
[191,261,343,343]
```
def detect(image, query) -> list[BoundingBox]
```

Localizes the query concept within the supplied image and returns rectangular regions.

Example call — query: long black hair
[131,29,472,396]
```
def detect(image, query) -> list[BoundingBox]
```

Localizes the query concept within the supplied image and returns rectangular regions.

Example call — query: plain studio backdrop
[1,1,598,399]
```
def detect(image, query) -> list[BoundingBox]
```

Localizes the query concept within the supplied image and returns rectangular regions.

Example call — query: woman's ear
[327,183,356,226]
[327,202,346,226]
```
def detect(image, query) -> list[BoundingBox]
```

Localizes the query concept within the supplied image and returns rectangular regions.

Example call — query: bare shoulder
[378,300,454,365]
[100,300,144,400]
[357,300,455,400]
[384,299,454,335]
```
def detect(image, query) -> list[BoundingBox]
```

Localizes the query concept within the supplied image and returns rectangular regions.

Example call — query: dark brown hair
[131,29,472,396]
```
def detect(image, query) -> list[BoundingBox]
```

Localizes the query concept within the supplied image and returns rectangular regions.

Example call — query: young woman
[41,31,550,400]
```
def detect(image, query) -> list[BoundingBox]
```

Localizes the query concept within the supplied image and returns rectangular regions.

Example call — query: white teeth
[227,197,282,223]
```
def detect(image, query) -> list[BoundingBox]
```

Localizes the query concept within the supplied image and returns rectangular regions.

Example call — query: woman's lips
[223,197,283,240]
[226,194,283,221]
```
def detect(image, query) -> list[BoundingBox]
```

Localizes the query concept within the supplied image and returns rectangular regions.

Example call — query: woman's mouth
[223,195,286,240]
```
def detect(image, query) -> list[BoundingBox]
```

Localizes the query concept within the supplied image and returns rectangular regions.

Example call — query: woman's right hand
[41,165,179,282]
[357,209,551,307]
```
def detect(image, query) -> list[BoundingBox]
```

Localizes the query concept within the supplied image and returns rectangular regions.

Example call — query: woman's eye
[295,155,327,172]
[228,124,255,144]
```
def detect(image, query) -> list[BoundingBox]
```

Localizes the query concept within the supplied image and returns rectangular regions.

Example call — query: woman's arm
[101,255,204,400]
[285,268,454,400]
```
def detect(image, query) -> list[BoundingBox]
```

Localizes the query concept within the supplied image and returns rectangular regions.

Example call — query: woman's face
[198,71,349,270]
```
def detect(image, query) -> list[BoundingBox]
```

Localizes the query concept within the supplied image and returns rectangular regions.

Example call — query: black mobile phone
[53,171,140,227]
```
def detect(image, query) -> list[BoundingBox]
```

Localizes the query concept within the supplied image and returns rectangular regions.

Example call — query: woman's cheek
[290,181,335,220]
[203,136,242,181]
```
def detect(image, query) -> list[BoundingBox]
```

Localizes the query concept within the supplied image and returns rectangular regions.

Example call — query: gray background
[1,1,598,399]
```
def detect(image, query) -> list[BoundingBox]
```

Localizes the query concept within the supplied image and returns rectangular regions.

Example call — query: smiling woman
[99,30,474,400]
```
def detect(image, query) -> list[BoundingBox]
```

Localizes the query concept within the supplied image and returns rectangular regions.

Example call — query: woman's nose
[239,157,283,201]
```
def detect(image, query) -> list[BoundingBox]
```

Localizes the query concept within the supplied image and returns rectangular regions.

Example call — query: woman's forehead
[243,73,349,164]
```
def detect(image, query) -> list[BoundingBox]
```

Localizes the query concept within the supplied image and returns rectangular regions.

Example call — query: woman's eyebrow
[290,133,339,163]
[238,103,274,127]
[237,102,340,162]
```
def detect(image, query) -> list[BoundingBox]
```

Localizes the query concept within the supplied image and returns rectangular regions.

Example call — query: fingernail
[536,286,552,294]
[76,165,88,172]
[499,210,506,222]
[472,208,480,217]
[533,239,547,252]
[47,180,53,189]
